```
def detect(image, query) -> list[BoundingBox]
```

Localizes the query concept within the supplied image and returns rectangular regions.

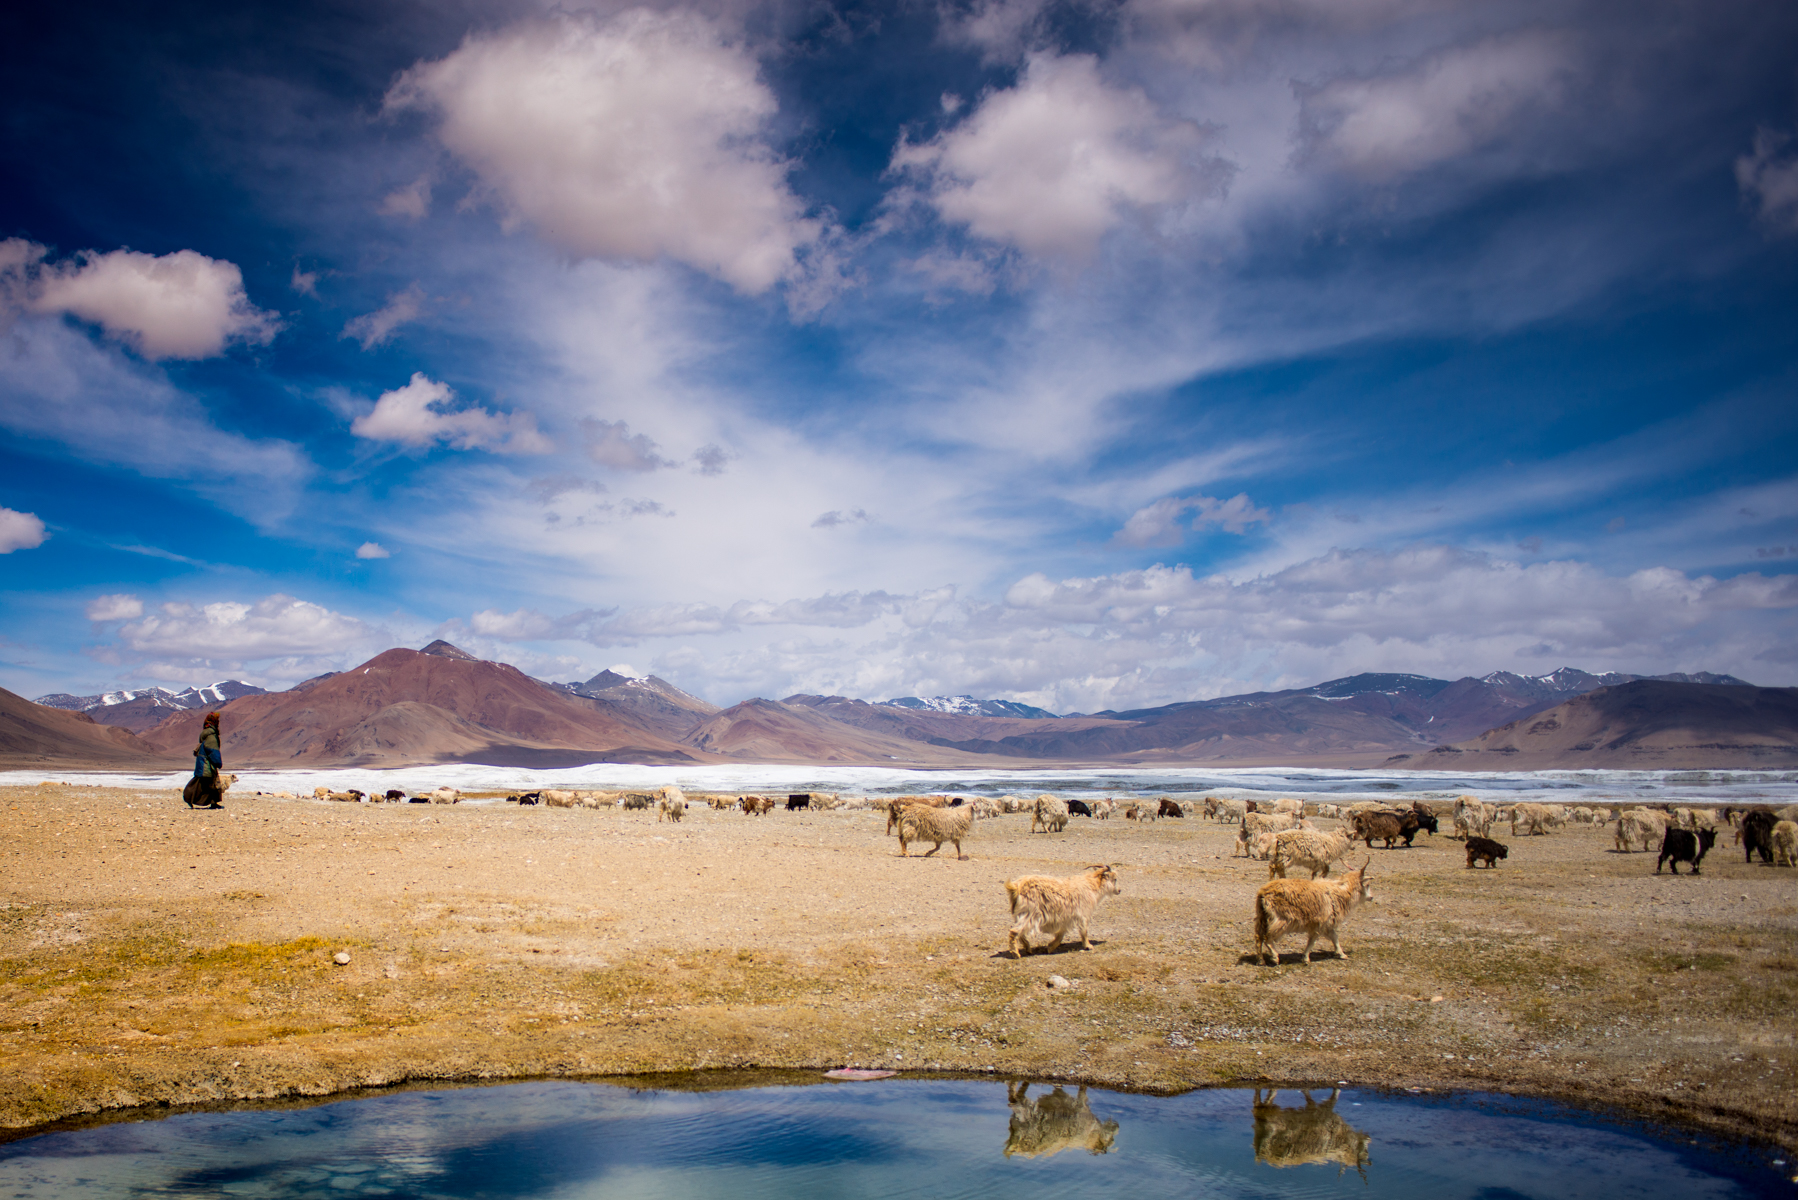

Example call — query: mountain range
[8,645,1788,771]
[33,680,267,733]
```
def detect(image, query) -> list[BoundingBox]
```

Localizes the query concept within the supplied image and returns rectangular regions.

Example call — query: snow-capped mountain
[880,694,1060,719]
[34,680,267,733]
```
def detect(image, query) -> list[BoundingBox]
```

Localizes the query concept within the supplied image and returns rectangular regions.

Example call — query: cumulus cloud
[85,593,144,621]
[1299,32,1575,177]
[1,238,279,359]
[693,443,729,476]
[891,54,1227,259]
[355,541,391,559]
[387,11,819,293]
[117,594,377,660]
[583,418,675,471]
[341,284,424,349]
[1736,127,1798,234]
[378,176,433,219]
[352,372,552,453]
[1115,492,1270,545]
[0,507,47,553]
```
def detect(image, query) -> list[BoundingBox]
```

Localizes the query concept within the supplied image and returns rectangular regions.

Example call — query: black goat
[1658,826,1717,875]
[1067,799,1093,817]
[1465,836,1508,868]
[786,794,811,811]
[1742,808,1777,864]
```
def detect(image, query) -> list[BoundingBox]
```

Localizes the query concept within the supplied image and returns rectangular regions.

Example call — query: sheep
[384,789,407,803]
[1465,836,1509,868]
[1268,829,1355,879]
[1772,820,1798,867]
[657,792,687,823]
[1313,803,1344,821]
[578,791,619,809]
[1252,860,1374,966]
[1091,799,1115,820]
[970,796,1003,819]
[737,795,773,815]
[1346,801,1390,817]
[1216,798,1249,823]
[896,802,974,859]
[1615,808,1670,853]
[312,785,330,799]
[1005,865,1120,957]
[1031,794,1070,834]
[1779,804,1798,824]
[621,792,655,811]
[1247,831,1282,860]
[997,794,1031,814]
[430,786,460,805]
[1271,798,1304,818]
[1451,797,1494,841]
[1682,808,1719,833]
[1656,826,1716,875]
[543,789,578,808]
[1236,811,1304,856]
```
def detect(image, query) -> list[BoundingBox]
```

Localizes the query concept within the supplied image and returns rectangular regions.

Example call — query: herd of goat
[264,779,1798,968]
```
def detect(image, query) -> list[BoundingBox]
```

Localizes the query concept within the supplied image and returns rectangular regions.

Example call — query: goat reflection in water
[1004,1082,1120,1158]
[1253,1088,1371,1177]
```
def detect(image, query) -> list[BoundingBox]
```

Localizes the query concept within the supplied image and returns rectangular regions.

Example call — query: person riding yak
[183,711,225,809]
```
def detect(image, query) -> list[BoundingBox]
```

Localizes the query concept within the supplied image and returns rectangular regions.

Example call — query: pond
[0,1078,1787,1198]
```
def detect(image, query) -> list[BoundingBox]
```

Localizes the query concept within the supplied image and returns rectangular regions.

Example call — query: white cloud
[891,54,1225,259]
[388,11,819,294]
[1736,127,1798,235]
[1,239,280,359]
[342,284,424,349]
[1115,492,1271,545]
[812,508,870,528]
[355,541,391,559]
[290,266,319,296]
[351,372,552,454]
[584,418,675,471]
[118,594,378,660]
[85,593,144,621]
[1299,32,1575,177]
[0,507,47,553]
[379,176,433,219]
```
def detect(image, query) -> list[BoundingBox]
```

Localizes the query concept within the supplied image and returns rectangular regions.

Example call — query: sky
[2,0,1797,714]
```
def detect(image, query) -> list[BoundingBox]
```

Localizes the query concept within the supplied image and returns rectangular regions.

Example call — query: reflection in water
[1004,1082,1120,1158]
[1253,1087,1371,1177]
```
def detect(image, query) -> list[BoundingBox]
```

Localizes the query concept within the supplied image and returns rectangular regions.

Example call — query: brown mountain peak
[419,639,481,661]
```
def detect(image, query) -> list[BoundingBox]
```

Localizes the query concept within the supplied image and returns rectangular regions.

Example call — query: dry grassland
[1,784,1794,1149]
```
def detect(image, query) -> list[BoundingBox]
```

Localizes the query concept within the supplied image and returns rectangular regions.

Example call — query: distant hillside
[880,694,1059,719]
[34,680,267,733]
[1398,680,1798,770]
[547,668,719,736]
[138,642,702,768]
[0,686,173,768]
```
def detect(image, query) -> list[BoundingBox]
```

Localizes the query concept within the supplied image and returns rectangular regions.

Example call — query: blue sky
[3,0,1796,712]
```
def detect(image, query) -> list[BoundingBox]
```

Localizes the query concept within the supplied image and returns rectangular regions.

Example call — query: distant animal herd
[214,777,1798,967]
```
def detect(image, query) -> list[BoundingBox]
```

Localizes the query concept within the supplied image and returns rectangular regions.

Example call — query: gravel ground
[1,783,1794,1150]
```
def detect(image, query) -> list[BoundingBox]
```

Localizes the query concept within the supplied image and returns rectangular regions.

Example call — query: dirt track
[2,784,1794,1149]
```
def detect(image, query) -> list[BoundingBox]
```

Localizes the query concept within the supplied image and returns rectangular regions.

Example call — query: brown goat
[1005,865,1121,957]
[1252,861,1374,965]
[895,802,974,859]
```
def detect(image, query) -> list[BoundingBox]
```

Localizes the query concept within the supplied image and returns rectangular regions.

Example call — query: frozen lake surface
[0,1078,1787,1199]
[10,763,1798,809]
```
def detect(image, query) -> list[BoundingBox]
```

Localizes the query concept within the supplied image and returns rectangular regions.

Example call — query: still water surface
[0,1079,1786,1199]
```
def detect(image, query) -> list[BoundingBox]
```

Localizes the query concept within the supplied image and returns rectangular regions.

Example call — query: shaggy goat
[1253,861,1374,966]
[1464,836,1509,868]
[1656,826,1716,875]
[1005,865,1120,957]
[1615,808,1669,853]
[896,802,974,859]
[1268,829,1355,879]
[1032,794,1070,833]
[1772,820,1798,868]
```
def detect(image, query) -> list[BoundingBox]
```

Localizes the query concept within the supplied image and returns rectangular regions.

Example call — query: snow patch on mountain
[881,695,1060,719]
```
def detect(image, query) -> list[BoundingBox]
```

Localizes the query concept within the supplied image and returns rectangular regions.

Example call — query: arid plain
[2,783,1794,1153]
